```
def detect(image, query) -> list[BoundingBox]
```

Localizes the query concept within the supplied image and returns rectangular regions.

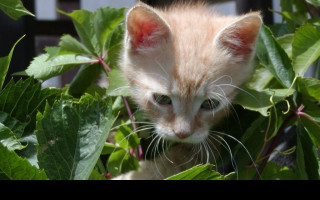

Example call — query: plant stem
[253,112,295,180]
[122,96,143,160]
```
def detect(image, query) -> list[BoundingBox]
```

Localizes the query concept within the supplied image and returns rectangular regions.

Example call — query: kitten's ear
[126,4,172,51]
[215,13,262,60]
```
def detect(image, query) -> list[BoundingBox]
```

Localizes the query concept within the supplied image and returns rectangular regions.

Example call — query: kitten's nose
[175,132,191,139]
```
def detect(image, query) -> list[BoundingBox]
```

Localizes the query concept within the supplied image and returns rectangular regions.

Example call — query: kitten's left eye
[201,99,220,110]
[153,94,172,105]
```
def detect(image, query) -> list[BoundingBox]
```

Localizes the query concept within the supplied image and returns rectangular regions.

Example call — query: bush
[0,0,319,180]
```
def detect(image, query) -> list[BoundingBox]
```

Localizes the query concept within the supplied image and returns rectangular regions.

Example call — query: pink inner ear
[221,26,259,56]
[128,17,159,49]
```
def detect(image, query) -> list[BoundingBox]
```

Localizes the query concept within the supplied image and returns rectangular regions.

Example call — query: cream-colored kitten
[114,2,262,180]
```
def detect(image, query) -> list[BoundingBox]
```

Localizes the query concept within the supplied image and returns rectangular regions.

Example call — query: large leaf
[0,0,34,20]
[104,24,125,68]
[293,24,320,76]
[17,134,39,168]
[36,94,116,180]
[256,24,295,88]
[233,87,294,116]
[246,66,274,91]
[0,123,24,151]
[25,54,95,81]
[0,143,47,180]
[296,121,320,180]
[0,77,59,137]
[0,35,24,89]
[107,148,139,177]
[260,162,295,180]
[165,164,234,180]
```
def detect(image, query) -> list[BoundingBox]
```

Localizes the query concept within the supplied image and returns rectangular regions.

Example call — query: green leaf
[293,24,320,76]
[298,77,320,101]
[88,169,106,180]
[107,148,139,177]
[301,117,320,148]
[256,25,295,88]
[36,94,116,180]
[94,7,125,52]
[306,0,320,6]
[115,122,140,149]
[246,66,274,91]
[260,162,295,180]
[0,0,34,20]
[277,34,294,58]
[67,64,102,98]
[296,121,320,180]
[104,24,125,68]
[165,164,233,180]
[58,34,92,55]
[25,54,95,81]
[101,142,118,155]
[0,143,47,180]
[85,84,107,97]
[0,123,25,151]
[0,35,24,89]
[58,9,98,55]
[17,134,39,168]
[0,111,27,138]
[233,87,294,116]
[106,69,130,97]
[280,0,295,32]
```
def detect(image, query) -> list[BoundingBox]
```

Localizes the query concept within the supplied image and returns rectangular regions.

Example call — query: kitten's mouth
[161,132,207,144]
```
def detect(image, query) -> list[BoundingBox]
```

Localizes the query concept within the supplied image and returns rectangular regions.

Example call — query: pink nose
[175,132,191,139]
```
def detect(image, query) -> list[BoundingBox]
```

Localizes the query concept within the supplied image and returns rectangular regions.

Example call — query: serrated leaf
[115,122,140,149]
[94,7,125,52]
[165,164,232,180]
[0,0,34,20]
[25,54,95,81]
[0,35,24,89]
[256,24,295,88]
[233,87,294,116]
[0,123,25,151]
[293,24,320,76]
[36,94,117,180]
[0,143,47,180]
[0,111,27,138]
[17,134,39,168]
[296,121,320,180]
[107,148,139,177]
[59,9,98,55]
[106,69,130,97]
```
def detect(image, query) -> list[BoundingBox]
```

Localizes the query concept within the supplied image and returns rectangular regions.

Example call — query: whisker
[211,131,261,179]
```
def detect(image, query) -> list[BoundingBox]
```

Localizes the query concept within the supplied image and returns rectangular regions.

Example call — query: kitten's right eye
[153,94,172,106]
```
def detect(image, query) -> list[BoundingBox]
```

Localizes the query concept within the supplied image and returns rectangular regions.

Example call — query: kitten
[114,2,262,180]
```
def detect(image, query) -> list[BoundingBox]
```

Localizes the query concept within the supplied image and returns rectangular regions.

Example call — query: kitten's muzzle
[175,131,192,139]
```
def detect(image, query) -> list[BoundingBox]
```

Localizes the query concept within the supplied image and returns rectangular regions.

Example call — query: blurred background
[0,0,284,88]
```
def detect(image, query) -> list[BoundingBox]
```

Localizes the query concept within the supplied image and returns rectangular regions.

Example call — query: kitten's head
[120,3,262,144]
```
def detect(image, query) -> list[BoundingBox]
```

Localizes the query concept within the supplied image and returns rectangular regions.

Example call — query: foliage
[0,0,320,180]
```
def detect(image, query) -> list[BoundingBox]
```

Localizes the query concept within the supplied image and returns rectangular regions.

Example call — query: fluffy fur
[113,2,262,179]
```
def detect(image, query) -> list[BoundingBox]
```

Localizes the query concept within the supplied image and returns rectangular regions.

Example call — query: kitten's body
[112,2,262,180]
